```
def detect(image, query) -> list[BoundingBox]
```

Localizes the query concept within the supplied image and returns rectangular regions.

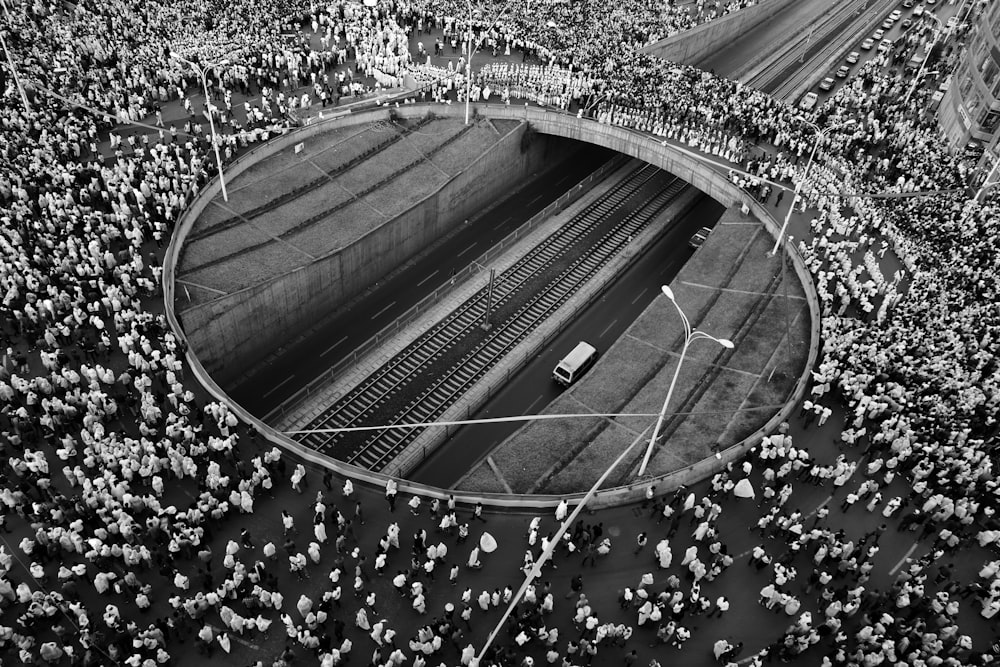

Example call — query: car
[861,38,875,50]
[889,9,902,21]
[872,29,885,40]
[926,0,936,4]
[836,65,851,78]
[901,17,913,29]
[882,18,894,30]
[688,226,713,249]
[913,5,924,17]
[846,51,860,64]
[878,38,894,54]
[946,16,959,30]
[819,77,836,91]
[902,0,914,7]
[552,341,598,387]
[799,91,819,110]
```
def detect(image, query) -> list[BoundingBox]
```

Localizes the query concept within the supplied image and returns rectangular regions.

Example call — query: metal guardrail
[263,154,627,423]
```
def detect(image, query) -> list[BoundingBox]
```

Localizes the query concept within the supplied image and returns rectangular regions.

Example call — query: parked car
[872,29,885,40]
[836,65,851,78]
[799,91,819,110]
[878,38,894,54]
[819,77,836,91]
[901,17,913,29]
[846,51,860,64]
[889,9,902,21]
[688,226,713,249]
[882,18,894,30]
[902,0,914,7]
[861,38,875,50]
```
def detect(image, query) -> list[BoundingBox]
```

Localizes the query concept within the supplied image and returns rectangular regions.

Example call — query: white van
[553,341,598,387]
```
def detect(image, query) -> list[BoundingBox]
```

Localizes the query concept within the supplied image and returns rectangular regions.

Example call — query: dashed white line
[371,301,396,320]
[528,194,543,206]
[525,395,544,414]
[599,319,619,338]
[631,287,649,304]
[262,375,296,398]
[457,242,477,257]
[320,335,348,357]
[417,270,439,287]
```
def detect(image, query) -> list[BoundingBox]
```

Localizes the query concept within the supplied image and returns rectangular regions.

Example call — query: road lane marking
[528,194,543,206]
[417,270,439,287]
[630,287,649,304]
[889,542,920,576]
[493,216,513,230]
[320,335,348,357]
[525,394,544,414]
[457,242,477,257]
[262,375,295,398]
[371,301,396,319]
[599,319,619,338]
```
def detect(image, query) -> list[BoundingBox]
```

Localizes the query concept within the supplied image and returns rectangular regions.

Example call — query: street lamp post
[903,12,948,106]
[465,0,473,125]
[171,52,231,202]
[974,153,1000,203]
[0,0,31,113]
[636,285,733,478]
[770,117,856,256]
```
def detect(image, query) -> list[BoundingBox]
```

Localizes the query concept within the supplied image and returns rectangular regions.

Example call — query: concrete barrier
[178,110,572,384]
[164,102,821,509]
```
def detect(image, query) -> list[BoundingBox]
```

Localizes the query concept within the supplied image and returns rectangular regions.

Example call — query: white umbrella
[733,478,755,499]
[479,532,498,553]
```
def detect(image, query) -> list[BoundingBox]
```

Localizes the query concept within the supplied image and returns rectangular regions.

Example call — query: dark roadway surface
[225,142,615,414]
[410,194,725,488]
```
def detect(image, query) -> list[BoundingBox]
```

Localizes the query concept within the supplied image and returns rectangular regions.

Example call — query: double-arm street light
[770,117,856,256]
[636,285,733,477]
[170,52,231,202]
[903,11,950,106]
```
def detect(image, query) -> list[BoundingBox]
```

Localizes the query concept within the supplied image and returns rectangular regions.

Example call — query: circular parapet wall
[163,102,821,509]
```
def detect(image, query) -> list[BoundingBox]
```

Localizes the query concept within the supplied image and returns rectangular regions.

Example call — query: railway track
[295,162,690,470]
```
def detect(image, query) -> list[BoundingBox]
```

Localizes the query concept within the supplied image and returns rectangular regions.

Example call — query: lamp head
[660,285,675,300]
[718,338,735,349]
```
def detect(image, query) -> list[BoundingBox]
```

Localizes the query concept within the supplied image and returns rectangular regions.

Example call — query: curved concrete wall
[640,0,798,67]
[179,111,571,384]
[164,102,821,510]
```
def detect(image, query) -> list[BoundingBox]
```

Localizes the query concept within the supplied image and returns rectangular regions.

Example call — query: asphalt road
[226,142,615,415]
[409,194,726,488]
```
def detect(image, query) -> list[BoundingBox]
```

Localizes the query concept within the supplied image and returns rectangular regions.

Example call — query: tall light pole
[461,0,521,125]
[171,52,230,202]
[0,0,31,113]
[475,422,655,665]
[903,12,948,106]
[636,285,733,478]
[464,0,474,125]
[974,152,1000,203]
[770,117,856,256]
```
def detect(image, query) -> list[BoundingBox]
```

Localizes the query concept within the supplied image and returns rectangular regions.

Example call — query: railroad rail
[294,162,690,471]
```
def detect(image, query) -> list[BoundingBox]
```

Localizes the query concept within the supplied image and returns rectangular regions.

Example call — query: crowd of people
[1,0,1000,665]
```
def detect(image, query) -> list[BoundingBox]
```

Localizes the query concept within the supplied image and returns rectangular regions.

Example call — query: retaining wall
[164,102,821,509]
[179,111,572,384]
[640,0,798,67]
